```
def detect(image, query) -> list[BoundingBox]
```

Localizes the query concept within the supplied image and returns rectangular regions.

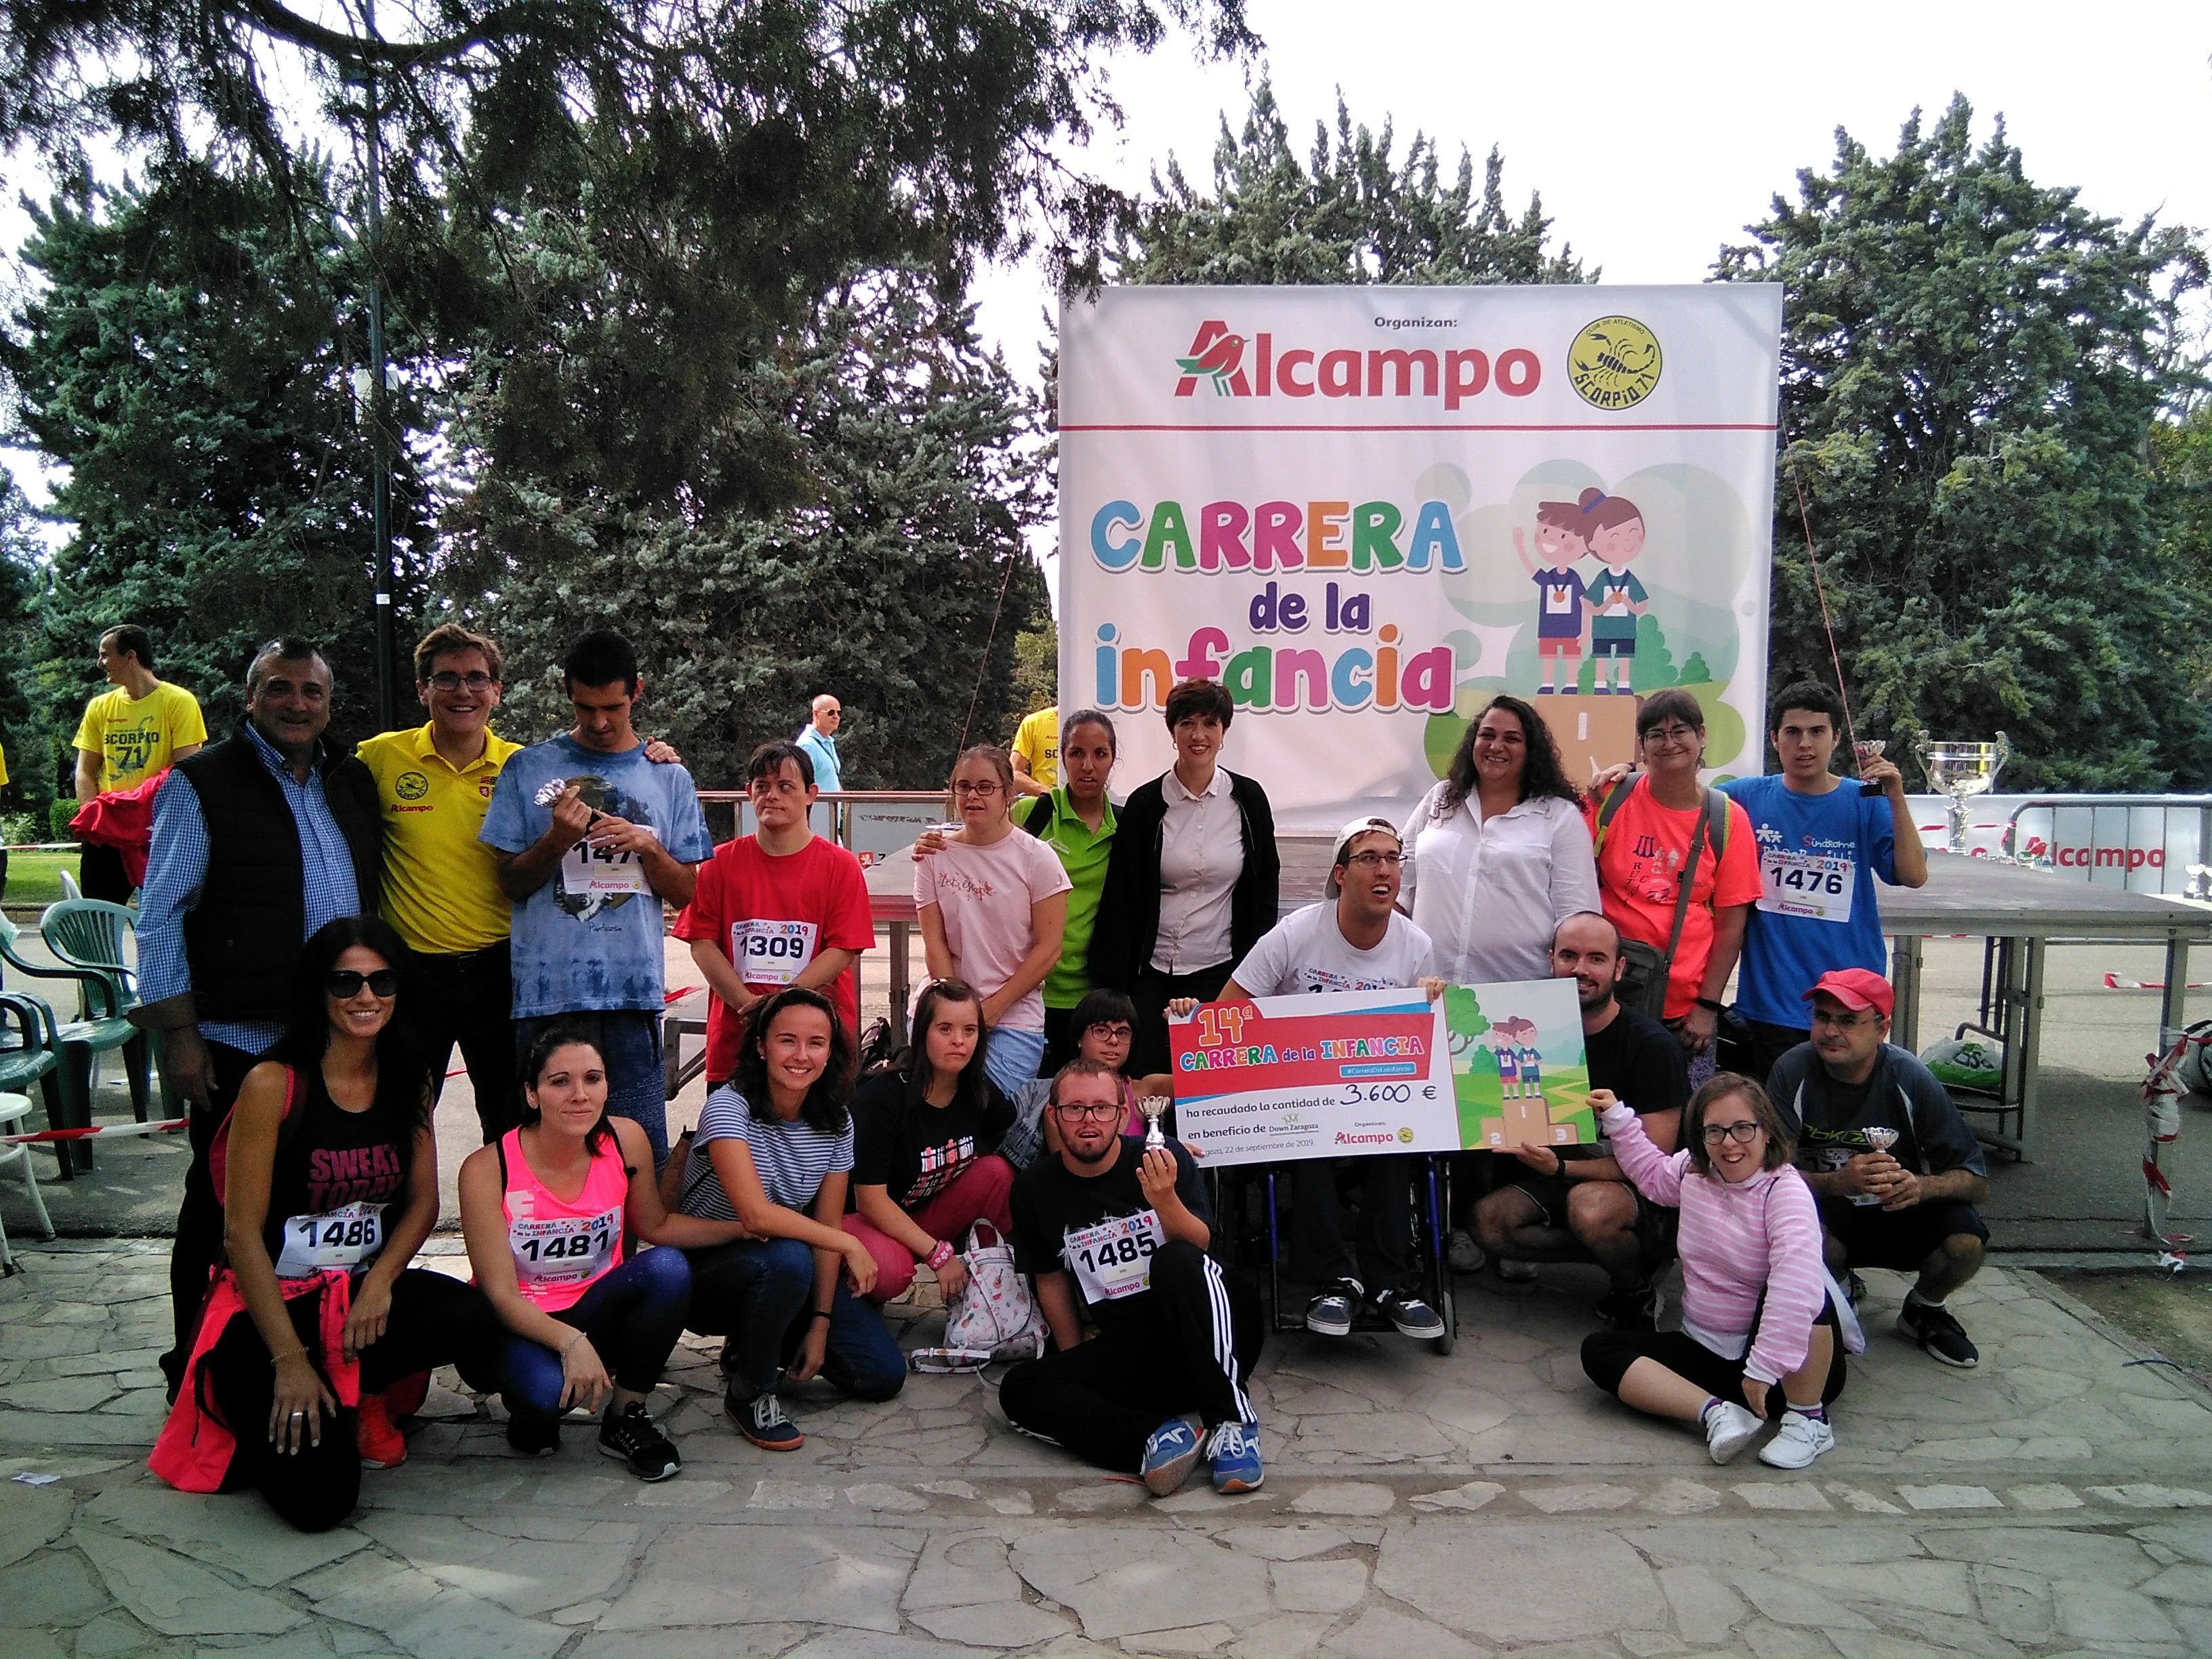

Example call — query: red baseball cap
[1803,968,1895,1019]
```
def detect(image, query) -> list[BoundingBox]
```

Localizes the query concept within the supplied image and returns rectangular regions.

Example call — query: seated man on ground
[1000,1060,1265,1496]
[1473,911,1689,1327]
[1175,817,1448,1342]
[1767,968,1991,1369]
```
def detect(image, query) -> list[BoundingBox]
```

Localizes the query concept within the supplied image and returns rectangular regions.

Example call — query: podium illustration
[1531,692,1639,782]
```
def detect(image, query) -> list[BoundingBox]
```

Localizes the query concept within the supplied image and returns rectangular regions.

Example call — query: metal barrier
[1999,796,2212,899]
[695,790,947,865]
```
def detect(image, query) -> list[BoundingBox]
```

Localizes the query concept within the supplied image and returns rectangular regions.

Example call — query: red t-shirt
[673,835,874,1080]
[1586,779,1761,1020]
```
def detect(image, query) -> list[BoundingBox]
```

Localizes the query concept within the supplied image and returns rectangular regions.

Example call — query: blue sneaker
[1140,1417,1204,1496]
[1208,1420,1264,1493]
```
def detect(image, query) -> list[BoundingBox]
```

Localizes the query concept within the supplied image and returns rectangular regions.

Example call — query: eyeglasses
[1643,724,1700,745]
[1347,851,1402,869]
[326,968,401,998]
[1809,1007,1879,1029]
[1700,1120,1763,1145]
[426,672,497,692]
[1085,1023,1133,1043]
[1054,1101,1124,1121]
[952,780,1002,796]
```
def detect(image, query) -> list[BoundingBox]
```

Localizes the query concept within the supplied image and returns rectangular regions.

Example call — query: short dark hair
[1050,1056,1124,1108]
[101,625,155,672]
[519,1020,617,1154]
[1769,679,1845,735]
[563,629,639,695]
[1681,1073,1794,1178]
[1551,909,1621,953]
[247,637,328,693]
[747,739,815,790]
[1071,987,1138,1044]
[1062,707,1120,756]
[1635,687,1704,741]
[414,623,503,684]
[1164,677,1233,731]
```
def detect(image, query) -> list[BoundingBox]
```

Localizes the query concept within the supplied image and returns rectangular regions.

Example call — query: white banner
[1058,285,1784,826]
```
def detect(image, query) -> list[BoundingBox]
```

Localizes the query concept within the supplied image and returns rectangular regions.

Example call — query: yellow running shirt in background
[1012,706,1059,790]
[0,740,9,787]
[356,722,520,956]
[72,682,207,793]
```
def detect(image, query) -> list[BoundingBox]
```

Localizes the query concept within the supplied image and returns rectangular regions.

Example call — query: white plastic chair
[0,1092,56,1273]
[58,869,81,901]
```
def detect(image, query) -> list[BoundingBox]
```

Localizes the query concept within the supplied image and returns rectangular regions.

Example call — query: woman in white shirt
[1400,693,1598,986]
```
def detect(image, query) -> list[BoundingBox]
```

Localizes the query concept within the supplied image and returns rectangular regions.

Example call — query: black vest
[176,733,383,1025]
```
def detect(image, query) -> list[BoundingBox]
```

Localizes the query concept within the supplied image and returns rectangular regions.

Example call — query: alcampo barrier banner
[1057,285,1784,825]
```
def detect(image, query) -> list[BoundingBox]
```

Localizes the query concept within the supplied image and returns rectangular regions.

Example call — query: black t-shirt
[1563,1003,1690,1160]
[1010,1137,1213,1333]
[851,1071,1015,1212]
[257,1062,415,1275]
[1768,1042,1988,1181]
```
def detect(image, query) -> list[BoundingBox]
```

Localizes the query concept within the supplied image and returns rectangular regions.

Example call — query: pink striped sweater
[1601,1101,1827,1384]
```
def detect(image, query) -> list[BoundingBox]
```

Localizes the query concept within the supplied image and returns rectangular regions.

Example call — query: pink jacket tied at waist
[1600,1100,1828,1385]
[147,1267,361,1494]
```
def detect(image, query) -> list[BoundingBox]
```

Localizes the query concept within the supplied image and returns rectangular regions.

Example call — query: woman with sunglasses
[150,918,499,1531]
[914,745,1071,1092]
[1580,1074,1846,1470]
[1587,691,1760,1080]
[843,979,1017,1303]
[457,1024,756,1481]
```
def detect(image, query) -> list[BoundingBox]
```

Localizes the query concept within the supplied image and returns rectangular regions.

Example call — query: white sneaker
[1757,1410,1835,1469]
[1446,1230,1488,1273]
[1703,1400,1763,1465]
[1497,1258,1538,1284]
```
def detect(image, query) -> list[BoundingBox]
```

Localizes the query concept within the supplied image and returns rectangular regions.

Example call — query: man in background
[72,624,206,900]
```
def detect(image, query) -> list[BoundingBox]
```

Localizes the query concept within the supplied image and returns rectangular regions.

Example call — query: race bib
[559,826,659,897]
[510,1204,622,1290]
[1065,1210,1166,1305]
[1544,583,1576,614]
[1758,850,1855,924]
[273,1202,386,1277]
[731,918,819,987]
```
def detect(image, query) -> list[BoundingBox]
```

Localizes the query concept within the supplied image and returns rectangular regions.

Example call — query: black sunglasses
[326,968,401,998]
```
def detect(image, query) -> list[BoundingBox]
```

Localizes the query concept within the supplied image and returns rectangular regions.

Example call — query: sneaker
[728,1388,804,1451]
[1496,1258,1539,1284]
[1702,1399,1762,1465]
[505,1414,560,1457]
[355,1392,407,1469]
[1140,1416,1204,1496]
[1898,1298,1980,1368]
[1845,1270,1868,1309]
[1446,1229,1488,1273]
[1595,1286,1659,1331]
[1208,1419,1265,1493]
[1374,1286,1446,1340]
[599,1400,682,1481]
[1757,1409,1835,1469]
[384,1370,430,1420]
[1305,1279,1362,1337]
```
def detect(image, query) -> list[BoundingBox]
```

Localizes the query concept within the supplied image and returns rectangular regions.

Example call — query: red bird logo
[1173,321,1251,396]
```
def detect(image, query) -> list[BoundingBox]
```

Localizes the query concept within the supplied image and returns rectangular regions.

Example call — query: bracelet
[1694,997,1726,1014]
[267,1345,308,1367]
[809,1309,833,1324]
[560,1330,588,1356]
[926,1240,956,1271]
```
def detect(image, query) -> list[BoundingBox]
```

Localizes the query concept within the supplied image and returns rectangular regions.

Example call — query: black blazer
[1086,768,1279,989]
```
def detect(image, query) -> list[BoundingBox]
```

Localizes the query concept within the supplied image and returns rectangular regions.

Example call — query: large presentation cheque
[1167,980,1591,1168]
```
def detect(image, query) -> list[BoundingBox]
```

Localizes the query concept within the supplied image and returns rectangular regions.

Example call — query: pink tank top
[499,1128,629,1312]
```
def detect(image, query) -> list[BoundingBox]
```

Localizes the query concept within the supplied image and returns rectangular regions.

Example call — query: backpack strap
[1591,775,1639,858]
[1021,794,1052,838]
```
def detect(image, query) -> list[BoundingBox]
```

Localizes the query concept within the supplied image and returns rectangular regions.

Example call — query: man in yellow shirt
[355,623,523,1141]
[71,625,207,900]
[1012,704,1059,798]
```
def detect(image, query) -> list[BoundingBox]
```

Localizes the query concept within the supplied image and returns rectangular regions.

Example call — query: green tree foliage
[2,161,435,750]
[1719,97,2211,791]
[2149,403,2212,704]
[1115,79,1586,286]
[1010,616,1059,719]
[0,468,52,812]
[438,268,1048,790]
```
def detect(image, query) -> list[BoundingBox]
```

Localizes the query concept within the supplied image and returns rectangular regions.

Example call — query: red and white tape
[2105,972,2211,991]
[1,1117,187,1146]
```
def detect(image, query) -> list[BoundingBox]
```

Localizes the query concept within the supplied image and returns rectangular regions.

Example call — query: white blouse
[1399,783,1600,985]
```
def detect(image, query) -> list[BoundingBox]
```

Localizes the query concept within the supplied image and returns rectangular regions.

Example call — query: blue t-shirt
[1720,774,1899,1028]
[480,735,714,1019]
[794,726,842,794]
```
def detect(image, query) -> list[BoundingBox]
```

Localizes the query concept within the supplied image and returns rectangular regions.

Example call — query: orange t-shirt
[1587,779,1761,1020]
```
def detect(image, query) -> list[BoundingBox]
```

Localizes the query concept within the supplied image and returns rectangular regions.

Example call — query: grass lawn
[2,847,72,912]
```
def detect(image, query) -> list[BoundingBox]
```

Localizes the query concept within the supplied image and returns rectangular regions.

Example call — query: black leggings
[202,1269,497,1532]
[1582,1299,1847,1418]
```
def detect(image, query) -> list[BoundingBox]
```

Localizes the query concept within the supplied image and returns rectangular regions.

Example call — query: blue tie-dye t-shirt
[479,735,714,1019]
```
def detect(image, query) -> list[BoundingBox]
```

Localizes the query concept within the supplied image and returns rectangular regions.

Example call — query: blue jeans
[471,1248,693,1437]
[684,1236,905,1402]
[984,1026,1047,1096]
[516,1011,668,1166]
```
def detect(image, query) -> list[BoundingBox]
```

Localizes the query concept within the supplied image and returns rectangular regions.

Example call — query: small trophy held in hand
[1853,1126,1900,1208]
[532,777,571,808]
[1853,739,1886,798]
[1136,1095,1170,1152]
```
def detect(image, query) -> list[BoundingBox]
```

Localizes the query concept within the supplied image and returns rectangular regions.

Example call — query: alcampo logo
[1172,319,1541,409]
[1568,316,1662,410]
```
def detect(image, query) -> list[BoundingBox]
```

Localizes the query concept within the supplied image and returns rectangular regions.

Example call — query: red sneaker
[356,1392,407,1469]
[384,1370,430,1420]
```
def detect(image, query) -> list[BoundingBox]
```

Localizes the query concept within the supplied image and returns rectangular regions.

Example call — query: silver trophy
[1915,733,2009,854]
[1136,1095,1170,1151]
[1853,738,1886,798]
[1852,1126,1900,1207]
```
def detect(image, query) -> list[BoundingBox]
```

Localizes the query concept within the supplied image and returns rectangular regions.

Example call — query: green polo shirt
[1025,786,1117,1010]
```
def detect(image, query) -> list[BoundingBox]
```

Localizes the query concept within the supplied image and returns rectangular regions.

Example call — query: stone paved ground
[8,1243,2212,1657]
